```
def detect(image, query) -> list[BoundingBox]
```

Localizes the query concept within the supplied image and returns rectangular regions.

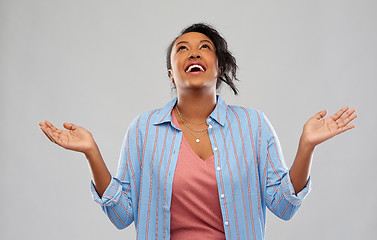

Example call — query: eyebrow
[175,40,214,48]
[200,40,214,47]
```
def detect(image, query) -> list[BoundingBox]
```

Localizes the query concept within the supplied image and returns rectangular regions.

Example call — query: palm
[302,107,357,147]
[39,121,95,153]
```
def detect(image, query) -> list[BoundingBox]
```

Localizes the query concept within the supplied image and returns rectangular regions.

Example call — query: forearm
[85,143,111,197]
[289,137,315,194]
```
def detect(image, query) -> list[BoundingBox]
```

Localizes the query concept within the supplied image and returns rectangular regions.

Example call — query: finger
[40,126,55,143]
[63,123,75,130]
[48,129,68,147]
[336,108,357,126]
[45,127,57,143]
[338,114,357,127]
[41,125,67,147]
[40,126,53,142]
[45,124,62,141]
[346,108,356,116]
[45,121,58,132]
[330,107,350,121]
[338,124,356,134]
[337,108,356,120]
[313,110,327,120]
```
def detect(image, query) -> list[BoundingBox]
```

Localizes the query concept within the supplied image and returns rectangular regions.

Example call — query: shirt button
[213,147,218,151]
[208,119,212,123]
[220,194,225,198]
[216,167,221,171]
[224,221,229,226]
[208,125,212,129]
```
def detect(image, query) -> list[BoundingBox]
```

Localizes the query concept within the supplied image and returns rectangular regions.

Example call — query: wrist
[84,142,100,159]
[299,135,316,152]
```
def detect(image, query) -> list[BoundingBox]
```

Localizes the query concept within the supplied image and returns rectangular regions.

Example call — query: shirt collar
[210,95,227,126]
[152,97,177,126]
[153,95,227,127]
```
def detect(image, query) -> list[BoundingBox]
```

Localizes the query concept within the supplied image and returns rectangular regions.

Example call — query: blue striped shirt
[91,96,311,240]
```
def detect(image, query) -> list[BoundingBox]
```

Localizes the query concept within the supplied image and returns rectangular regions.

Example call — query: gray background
[1,0,376,239]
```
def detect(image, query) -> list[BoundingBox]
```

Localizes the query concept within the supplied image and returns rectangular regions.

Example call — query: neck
[176,90,217,122]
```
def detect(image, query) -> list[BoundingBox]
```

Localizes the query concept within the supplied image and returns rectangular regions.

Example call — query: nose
[189,51,201,59]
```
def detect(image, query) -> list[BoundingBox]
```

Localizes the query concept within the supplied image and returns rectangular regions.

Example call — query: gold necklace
[176,106,209,143]
[176,105,207,125]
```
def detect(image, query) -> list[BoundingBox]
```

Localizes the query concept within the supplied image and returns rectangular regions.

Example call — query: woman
[39,23,357,240]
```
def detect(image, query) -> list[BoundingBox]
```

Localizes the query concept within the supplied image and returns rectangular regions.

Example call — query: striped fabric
[91,96,311,240]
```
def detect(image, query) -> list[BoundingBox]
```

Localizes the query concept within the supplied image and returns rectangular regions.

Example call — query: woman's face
[169,32,219,94]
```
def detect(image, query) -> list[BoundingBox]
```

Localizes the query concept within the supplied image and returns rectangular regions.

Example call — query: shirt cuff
[90,177,123,206]
[280,173,311,206]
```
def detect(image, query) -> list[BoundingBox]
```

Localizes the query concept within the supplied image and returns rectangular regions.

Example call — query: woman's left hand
[301,107,358,148]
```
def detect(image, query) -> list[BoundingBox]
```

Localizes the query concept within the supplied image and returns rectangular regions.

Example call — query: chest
[173,109,214,160]
[180,128,213,160]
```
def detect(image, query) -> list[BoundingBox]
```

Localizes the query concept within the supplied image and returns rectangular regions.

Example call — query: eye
[177,45,187,52]
[200,44,211,50]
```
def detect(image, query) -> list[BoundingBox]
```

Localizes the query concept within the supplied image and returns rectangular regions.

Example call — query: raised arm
[39,121,111,196]
[290,107,358,193]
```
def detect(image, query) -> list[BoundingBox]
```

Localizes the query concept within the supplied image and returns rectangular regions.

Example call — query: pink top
[170,110,225,240]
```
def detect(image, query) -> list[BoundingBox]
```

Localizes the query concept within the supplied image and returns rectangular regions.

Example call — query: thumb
[314,110,327,120]
[63,122,76,130]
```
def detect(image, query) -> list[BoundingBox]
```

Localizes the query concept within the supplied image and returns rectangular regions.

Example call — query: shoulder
[226,104,265,124]
[128,107,164,131]
[126,98,177,134]
[226,106,279,147]
[225,104,274,136]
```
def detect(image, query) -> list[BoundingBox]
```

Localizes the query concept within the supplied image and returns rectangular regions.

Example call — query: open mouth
[185,63,206,73]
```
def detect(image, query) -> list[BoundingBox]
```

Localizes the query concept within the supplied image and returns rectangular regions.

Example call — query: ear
[218,66,223,76]
[216,66,223,79]
[168,69,174,83]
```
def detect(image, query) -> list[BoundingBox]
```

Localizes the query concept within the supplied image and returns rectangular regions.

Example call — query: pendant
[196,138,200,143]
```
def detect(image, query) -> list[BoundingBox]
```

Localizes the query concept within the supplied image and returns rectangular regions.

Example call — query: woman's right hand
[39,121,96,154]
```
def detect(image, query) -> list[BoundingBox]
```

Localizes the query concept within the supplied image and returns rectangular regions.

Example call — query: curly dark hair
[166,23,239,95]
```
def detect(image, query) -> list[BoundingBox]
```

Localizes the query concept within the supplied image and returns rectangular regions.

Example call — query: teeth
[186,64,205,73]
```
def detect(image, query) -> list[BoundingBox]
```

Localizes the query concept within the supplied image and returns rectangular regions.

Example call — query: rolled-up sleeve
[262,112,311,220]
[90,175,134,229]
[280,173,311,206]
[91,177,124,206]
[90,120,139,229]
